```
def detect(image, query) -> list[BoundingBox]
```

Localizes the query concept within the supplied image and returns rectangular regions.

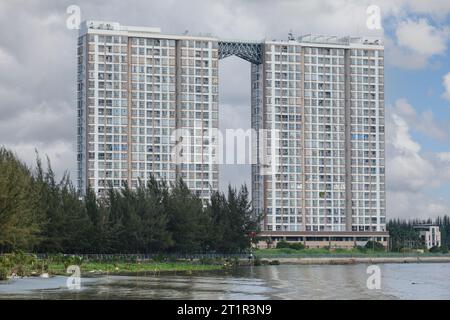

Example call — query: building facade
[77,21,219,201]
[77,21,387,246]
[252,36,386,238]
[414,225,441,249]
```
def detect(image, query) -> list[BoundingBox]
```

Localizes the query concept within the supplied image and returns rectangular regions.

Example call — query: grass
[47,261,224,275]
[255,248,362,256]
[0,253,226,280]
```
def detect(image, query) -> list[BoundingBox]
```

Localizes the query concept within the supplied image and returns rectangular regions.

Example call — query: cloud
[436,152,450,181]
[387,112,435,192]
[438,152,450,162]
[384,37,428,70]
[0,0,450,207]
[406,0,450,19]
[387,18,450,69]
[442,72,450,101]
[2,141,76,180]
[386,99,450,218]
[392,99,447,141]
[396,19,449,56]
[387,191,449,220]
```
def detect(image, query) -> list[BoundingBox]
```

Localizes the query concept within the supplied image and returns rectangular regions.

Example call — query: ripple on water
[0,263,449,300]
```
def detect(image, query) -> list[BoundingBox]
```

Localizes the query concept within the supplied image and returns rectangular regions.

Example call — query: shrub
[0,252,43,277]
[198,257,214,265]
[289,242,305,250]
[276,241,305,250]
[355,245,367,253]
[276,240,290,249]
[0,255,10,280]
[429,246,441,253]
[152,254,166,263]
[62,255,84,269]
[333,248,350,253]
[0,266,9,281]
[365,241,385,252]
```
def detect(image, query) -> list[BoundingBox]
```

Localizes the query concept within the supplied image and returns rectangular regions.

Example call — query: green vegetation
[0,252,227,280]
[254,245,450,258]
[364,240,385,252]
[388,218,450,252]
[0,147,261,254]
[46,261,223,275]
[0,149,41,252]
[0,251,44,279]
[429,246,438,253]
[276,240,305,250]
[264,240,385,256]
[256,247,341,256]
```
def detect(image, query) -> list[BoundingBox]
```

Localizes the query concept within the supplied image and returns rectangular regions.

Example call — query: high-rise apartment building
[77,21,219,201]
[77,21,387,247]
[252,35,386,237]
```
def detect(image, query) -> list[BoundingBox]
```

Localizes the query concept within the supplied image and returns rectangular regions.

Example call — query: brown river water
[0,263,449,299]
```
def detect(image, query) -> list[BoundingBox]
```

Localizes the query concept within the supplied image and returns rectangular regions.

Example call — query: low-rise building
[414,225,441,249]
[258,231,388,250]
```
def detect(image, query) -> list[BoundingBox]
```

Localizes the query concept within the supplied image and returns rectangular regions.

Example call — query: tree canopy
[0,147,261,254]
[387,218,450,252]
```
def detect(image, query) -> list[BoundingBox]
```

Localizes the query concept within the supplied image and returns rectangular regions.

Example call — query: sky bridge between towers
[218,40,263,65]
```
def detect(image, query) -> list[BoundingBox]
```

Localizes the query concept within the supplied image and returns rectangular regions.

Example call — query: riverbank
[255,256,450,265]
[47,261,224,276]
[252,248,450,265]
[3,251,450,280]
[0,253,227,280]
[2,263,450,299]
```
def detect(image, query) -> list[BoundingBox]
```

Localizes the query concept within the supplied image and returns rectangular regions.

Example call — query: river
[0,263,449,299]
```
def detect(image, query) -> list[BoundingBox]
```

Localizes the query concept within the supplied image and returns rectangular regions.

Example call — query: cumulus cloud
[406,0,450,19]
[387,191,449,220]
[384,37,428,70]
[392,99,447,141]
[396,19,449,56]
[438,152,450,162]
[386,99,450,218]
[386,19,450,69]
[387,113,436,192]
[442,72,450,101]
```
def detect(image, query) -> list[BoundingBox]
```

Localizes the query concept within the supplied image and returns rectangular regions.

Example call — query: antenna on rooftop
[288,30,295,41]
